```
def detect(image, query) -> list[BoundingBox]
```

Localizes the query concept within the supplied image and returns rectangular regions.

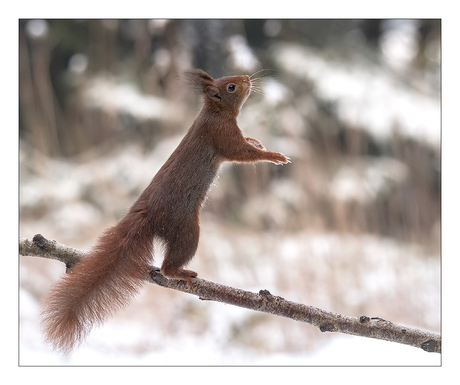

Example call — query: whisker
[250,75,275,86]
[250,86,265,95]
[249,68,275,80]
[249,68,267,79]
[249,69,276,96]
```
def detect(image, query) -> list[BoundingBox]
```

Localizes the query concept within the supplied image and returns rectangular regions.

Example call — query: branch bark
[19,234,441,354]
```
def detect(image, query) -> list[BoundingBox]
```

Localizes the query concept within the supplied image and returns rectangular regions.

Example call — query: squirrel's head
[182,69,251,116]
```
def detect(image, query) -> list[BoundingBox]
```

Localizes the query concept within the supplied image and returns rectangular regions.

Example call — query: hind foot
[160,267,198,287]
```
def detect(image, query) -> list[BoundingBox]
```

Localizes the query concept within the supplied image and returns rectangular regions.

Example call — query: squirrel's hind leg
[160,221,199,287]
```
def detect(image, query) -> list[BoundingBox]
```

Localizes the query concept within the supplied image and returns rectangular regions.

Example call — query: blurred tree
[19,19,440,247]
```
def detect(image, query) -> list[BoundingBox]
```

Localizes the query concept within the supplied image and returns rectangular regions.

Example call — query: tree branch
[19,234,441,354]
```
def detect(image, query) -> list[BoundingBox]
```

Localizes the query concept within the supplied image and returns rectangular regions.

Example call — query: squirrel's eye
[227,84,236,92]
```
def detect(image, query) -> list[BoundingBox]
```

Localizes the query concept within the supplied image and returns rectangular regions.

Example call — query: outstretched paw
[270,152,291,165]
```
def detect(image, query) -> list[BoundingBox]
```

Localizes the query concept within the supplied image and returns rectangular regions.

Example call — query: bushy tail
[40,215,153,354]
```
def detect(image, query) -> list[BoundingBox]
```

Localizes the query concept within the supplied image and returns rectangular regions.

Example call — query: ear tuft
[181,69,214,95]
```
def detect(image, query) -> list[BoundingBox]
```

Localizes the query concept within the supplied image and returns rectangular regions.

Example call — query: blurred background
[19,19,440,365]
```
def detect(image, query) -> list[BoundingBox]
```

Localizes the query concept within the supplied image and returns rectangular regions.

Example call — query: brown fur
[41,69,290,353]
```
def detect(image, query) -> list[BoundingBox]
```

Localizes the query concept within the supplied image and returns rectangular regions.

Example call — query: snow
[19,311,440,366]
[274,44,440,146]
[329,157,409,202]
[19,230,440,366]
[82,77,170,121]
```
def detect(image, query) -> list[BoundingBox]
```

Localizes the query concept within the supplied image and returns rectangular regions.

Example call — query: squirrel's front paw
[271,152,291,165]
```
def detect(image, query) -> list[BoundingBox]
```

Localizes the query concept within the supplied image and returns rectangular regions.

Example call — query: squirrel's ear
[181,69,214,94]
[205,85,221,101]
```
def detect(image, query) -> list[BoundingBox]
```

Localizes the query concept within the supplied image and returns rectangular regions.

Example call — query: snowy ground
[19,226,440,366]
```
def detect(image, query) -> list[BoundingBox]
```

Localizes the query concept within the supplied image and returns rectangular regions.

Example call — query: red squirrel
[41,69,290,353]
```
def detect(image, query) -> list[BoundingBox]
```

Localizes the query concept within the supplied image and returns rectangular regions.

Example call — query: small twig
[19,234,441,354]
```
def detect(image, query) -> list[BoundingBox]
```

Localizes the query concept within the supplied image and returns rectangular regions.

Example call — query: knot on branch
[259,289,274,302]
[33,233,53,251]
[421,339,440,353]
[319,323,337,332]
